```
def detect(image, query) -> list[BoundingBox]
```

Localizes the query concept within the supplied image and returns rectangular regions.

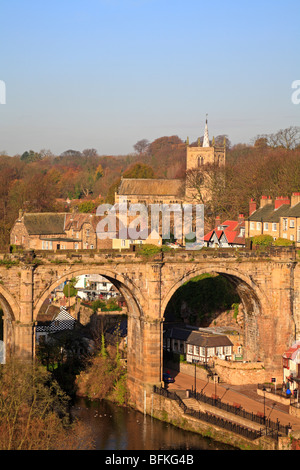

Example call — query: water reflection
[72,398,237,451]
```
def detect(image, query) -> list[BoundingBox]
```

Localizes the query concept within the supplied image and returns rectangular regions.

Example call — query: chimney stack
[215,216,221,229]
[291,193,300,207]
[275,196,290,210]
[260,196,272,208]
[249,199,257,216]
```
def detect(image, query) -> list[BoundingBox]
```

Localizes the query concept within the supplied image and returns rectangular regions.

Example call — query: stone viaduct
[0,246,299,411]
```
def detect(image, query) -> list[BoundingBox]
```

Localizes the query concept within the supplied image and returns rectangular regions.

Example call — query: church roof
[118,178,185,197]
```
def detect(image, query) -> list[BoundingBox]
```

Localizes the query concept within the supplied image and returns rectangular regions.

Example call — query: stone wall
[214,358,270,385]
[148,390,279,450]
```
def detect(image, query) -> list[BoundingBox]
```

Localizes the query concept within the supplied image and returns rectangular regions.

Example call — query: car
[163,372,175,383]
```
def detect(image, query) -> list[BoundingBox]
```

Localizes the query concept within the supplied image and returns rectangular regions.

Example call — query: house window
[187,344,193,355]
[216,347,223,356]
[256,222,261,230]
[290,220,295,229]
[74,243,79,250]
[283,219,288,231]
[194,346,199,356]
[250,222,255,230]
[264,222,269,231]
[121,240,126,247]
[291,235,295,241]
[86,229,90,237]
[272,223,277,232]
[200,347,205,357]
[224,346,231,355]
[207,348,214,357]
[298,227,300,243]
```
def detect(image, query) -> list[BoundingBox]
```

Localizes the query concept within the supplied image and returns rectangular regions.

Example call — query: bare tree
[254,126,300,150]
[82,148,99,158]
[185,163,227,226]
[133,139,150,155]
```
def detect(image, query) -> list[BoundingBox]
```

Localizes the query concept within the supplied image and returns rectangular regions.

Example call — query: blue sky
[0,0,299,155]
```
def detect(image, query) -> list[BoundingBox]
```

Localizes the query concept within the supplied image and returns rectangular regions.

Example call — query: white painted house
[164,326,233,363]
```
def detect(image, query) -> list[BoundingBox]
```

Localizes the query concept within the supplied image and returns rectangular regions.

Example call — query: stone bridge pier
[0,247,299,413]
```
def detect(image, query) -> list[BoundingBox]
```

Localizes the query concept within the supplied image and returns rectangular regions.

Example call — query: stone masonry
[0,246,298,412]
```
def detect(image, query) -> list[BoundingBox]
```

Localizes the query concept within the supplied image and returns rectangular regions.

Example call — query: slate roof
[24,213,66,235]
[21,212,99,237]
[165,327,233,348]
[118,178,185,197]
[64,213,97,230]
[285,202,300,218]
[248,203,290,223]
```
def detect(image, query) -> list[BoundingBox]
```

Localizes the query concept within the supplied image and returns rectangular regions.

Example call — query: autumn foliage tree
[0,127,299,248]
[0,360,94,450]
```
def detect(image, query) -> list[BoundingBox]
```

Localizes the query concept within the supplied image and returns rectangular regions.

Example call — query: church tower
[186,117,226,172]
[185,117,226,200]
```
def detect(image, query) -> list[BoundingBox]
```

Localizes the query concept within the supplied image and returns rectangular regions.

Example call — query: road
[165,369,300,432]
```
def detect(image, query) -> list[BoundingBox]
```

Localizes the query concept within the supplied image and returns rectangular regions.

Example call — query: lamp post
[214,373,218,404]
[201,375,210,395]
[194,362,197,395]
[262,387,266,425]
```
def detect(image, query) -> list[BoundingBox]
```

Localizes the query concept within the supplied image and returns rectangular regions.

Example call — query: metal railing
[153,386,262,441]
[257,383,293,400]
[190,389,291,437]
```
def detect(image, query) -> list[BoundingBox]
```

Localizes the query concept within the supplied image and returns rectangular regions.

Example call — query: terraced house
[246,193,300,246]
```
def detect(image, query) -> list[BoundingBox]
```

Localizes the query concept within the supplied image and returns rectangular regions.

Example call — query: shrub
[272,238,294,246]
[252,235,273,246]
[137,244,162,257]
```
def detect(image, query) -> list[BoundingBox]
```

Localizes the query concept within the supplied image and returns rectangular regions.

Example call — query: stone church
[115,119,226,207]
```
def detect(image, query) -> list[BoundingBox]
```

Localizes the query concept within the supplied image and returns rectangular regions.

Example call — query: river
[72,397,237,451]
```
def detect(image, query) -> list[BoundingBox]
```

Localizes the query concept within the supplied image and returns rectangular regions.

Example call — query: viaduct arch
[0,247,298,411]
